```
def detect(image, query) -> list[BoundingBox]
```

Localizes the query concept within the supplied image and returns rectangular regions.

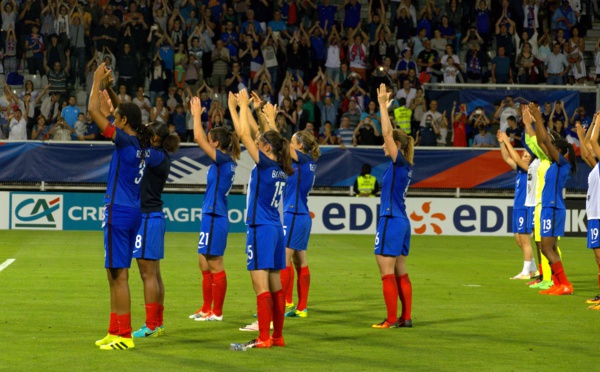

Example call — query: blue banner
[0,142,588,190]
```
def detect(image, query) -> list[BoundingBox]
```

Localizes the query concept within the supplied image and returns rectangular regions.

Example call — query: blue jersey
[283,150,315,215]
[203,149,236,216]
[514,167,527,210]
[246,151,287,226]
[380,153,412,218]
[104,128,148,208]
[541,153,571,210]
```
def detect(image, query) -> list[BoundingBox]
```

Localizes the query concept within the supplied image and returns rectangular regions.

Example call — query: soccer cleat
[395,318,413,328]
[510,273,531,280]
[548,284,573,296]
[291,309,308,318]
[530,280,552,289]
[189,309,210,319]
[539,285,560,295]
[587,304,600,310]
[99,336,135,350]
[157,325,165,336]
[194,312,223,322]
[232,338,272,349]
[586,294,600,304]
[95,333,119,346]
[238,321,273,331]
[132,325,160,338]
[270,336,285,347]
[372,320,398,329]
[526,277,542,286]
[285,302,295,310]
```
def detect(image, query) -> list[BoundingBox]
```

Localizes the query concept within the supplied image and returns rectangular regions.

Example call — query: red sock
[211,271,227,316]
[280,266,291,300]
[296,266,310,311]
[256,292,272,342]
[117,313,132,338]
[271,290,285,339]
[551,261,570,286]
[145,302,159,330]
[381,274,398,324]
[551,273,560,286]
[285,264,294,304]
[108,312,119,335]
[397,274,412,321]
[201,270,213,313]
[157,305,164,327]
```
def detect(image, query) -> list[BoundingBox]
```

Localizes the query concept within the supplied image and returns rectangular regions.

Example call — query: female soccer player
[230,89,294,349]
[89,63,155,350]
[582,116,600,307]
[189,96,240,322]
[280,129,320,318]
[497,131,536,279]
[529,103,577,295]
[132,122,180,338]
[372,83,414,329]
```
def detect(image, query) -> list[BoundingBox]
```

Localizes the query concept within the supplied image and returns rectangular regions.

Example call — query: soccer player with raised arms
[189,96,240,322]
[131,122,180,338]
[372,83,414,329]
[230,89,294,350]
[89,63,157,350]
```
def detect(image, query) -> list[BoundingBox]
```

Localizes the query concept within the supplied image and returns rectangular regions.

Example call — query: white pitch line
[0,259,15,272]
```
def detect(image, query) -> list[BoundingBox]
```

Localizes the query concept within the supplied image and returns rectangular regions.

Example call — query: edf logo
[11,194,63,230]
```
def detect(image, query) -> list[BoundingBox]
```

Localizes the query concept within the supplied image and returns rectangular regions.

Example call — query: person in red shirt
[451,102,468,147]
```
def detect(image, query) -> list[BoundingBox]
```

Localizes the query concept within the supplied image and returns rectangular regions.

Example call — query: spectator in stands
[396,79,417,107]
[451,103,469,147]
[225,61,247,95]
[523,0,539,35]
[439,16,456,46]
[342,98,362,131]
[40,91,61,124]
[544,43,570,85]
[516,29,539,57]
[117,43,137,96]
[241,9,263,35]
[117,85,132,103]
[552,0,577,38]
[354,116,381,146]
[470,106,491,136]
[411,28,427,60]
[78,113,100,141]
[310,0,340,31]
[492,46,512,84]
[495,96,520,133]
[133,86,151,124]
[417,38,441,83]
[370,23,393,68]
[31,115,51,140]
[74,112,86,139]
[8,108,26,140]
[538,31,552,64]
[319,121,338,145]
[410,87,426,137]
[348,28,369,80]
[394,6,413,51]
[566,36,586,85]
[293,97,310,131]
[48,116,74,141]
[395,48,417,82]
[472,125,496,147]
[475,0,492,44]
[505,116,523,148]
[3,27,18,75]
[150,96,169,124]
[317,90,340,130]
[570,105,591,128]
[69,13,86,89]
[430,29,447,55]
[550,99,567,131]
[325,26,342,83]
[25,25,44,76]
[172,103,187,142]
[465,41,484,83]
[94,15,118,53]
[44,52,70,99]
[149,54,168,105]
[516,42,537,84]
[417,1,438,39]
[495,16,516,61]
[442,57,461,84]
[61,95,81,130]
[541,101,552,127]
[337,116,354,148]
[417,113,439,146]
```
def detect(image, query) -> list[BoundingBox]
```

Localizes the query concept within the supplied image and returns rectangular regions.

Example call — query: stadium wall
[0,192,587,237]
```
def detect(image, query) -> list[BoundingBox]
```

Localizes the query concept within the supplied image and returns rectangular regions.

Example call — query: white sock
[529,259,537,273]
[521,261,530,275]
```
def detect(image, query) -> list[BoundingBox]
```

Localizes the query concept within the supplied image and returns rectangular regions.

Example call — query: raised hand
[262,102,277,125]
[227,91,238,110]
[190,96,203,117]
[93,63,111,84]
[497,131,508,143]
[376,83,389,105]
[250,91,263,108]
[237,89,250,106]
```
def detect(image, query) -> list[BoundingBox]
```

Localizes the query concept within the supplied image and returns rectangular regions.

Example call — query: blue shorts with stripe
[540,207,566,237]
[283,212,312,251]
[374,216,411,257]
[528,207,535,230]
[103,204,142,269]
[246,224,285,271]
[133,212,165,260]
[588,219,600,249]
[513,208,532,234]
[198,214,229,256]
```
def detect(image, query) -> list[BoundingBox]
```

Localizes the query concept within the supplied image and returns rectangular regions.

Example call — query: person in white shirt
[325,27,342,83]
[395,79,417,107]
[8,109,27,140]
[442,57,460,83]
[132,86,152,124]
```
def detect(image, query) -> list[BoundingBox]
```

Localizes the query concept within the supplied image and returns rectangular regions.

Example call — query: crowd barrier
[0,142,590,190]
[0,192,588,237]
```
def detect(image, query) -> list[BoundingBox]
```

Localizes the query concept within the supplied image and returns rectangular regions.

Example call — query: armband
[101,122,116,139]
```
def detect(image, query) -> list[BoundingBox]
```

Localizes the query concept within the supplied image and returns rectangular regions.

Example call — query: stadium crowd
[0,0,599,147]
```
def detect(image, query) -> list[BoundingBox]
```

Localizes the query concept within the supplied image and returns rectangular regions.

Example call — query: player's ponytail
[210,127,241,161]
[149,122,180,154]
[553,137,577,175]
[295,130,321,161]
[262,130,294,176]
[393,129,414,165]
[118,102,152,150]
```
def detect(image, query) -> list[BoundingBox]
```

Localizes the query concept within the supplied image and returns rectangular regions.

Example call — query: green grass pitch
[1,231,599,371]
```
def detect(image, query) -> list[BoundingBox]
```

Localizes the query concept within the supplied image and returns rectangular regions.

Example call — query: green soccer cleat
[530,280,553,289]
[99,336,135,350]
[132,325,160,338]
[95,333,119,346]
[157,325,165,336]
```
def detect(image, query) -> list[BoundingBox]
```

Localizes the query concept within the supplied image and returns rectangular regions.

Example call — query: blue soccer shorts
[284,212,312,251]
[133,211,165,260]
[246,224,285,271]
[513,208,532,234]
[198,214,229,256]
[588,219,600,249]
[374,216,411,257]
[103,204,142,269]
[540,207,566,238]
